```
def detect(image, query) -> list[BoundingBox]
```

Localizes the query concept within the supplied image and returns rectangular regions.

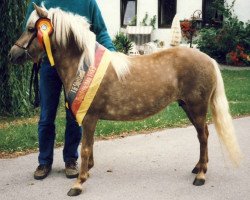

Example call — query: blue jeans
[38,59,82,165]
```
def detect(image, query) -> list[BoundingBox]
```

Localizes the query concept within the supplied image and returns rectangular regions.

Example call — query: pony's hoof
[193,178,205,186]
[192,167,199,174]
[67,188,82,196]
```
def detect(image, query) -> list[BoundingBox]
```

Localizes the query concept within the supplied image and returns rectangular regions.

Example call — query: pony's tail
[210,59,242,166]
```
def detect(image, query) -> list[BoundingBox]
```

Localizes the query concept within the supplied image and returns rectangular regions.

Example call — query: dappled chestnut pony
[9,4,241,196]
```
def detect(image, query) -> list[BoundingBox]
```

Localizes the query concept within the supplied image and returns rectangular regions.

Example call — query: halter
[14,32,36,60]
[14,17,55,66]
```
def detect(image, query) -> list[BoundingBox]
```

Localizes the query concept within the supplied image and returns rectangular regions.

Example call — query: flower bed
[226,45,250,66]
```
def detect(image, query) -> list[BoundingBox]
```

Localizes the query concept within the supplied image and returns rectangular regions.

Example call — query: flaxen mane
[27,6,131,80]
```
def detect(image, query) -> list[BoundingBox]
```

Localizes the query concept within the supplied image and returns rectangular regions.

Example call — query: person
[24,0,115,180]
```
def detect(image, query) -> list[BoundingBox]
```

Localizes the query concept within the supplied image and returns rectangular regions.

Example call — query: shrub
[226,45,250,66]
[197,17,250,65]
[112,32,133,54]
[197,0,250,65]
[0,0,35,116]
[197,28,221,58]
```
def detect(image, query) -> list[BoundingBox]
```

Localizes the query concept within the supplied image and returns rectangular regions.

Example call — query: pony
[9,4,242,196]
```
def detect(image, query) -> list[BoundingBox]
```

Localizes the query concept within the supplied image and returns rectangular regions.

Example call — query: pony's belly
[98,96,174,121]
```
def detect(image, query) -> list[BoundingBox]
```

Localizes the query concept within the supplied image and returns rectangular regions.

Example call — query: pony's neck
[52,42,83,95]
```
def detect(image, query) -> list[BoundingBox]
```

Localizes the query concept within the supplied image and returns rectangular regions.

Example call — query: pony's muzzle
[9,45,26,64]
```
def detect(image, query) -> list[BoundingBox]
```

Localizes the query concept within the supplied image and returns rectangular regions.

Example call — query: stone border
[219,64,250,70]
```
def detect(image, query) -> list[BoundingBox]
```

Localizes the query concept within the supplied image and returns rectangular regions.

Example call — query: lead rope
[29,62,41,108]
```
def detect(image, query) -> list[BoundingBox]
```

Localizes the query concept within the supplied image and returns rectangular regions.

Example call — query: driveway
[0,117,249,200]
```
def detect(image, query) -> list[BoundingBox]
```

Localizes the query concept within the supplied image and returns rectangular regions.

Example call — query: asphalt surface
[0,117,249,200]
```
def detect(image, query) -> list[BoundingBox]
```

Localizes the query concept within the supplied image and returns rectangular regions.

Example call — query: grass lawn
[0,70,250,154]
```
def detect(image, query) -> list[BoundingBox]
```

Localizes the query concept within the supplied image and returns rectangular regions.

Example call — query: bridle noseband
[14,31,37,59]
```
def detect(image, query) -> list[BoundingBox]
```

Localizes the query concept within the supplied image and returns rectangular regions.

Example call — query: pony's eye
[27,27,35,33]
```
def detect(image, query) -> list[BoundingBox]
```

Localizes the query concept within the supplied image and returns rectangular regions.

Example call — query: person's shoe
[65,159,79,179]
[34,164,52,180]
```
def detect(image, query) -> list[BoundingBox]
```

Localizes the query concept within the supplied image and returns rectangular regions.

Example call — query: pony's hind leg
[192,124,209,186]
[67,115,98,196]
[88,151,94,170]
[179,100,209,186]
[191,124,209,175]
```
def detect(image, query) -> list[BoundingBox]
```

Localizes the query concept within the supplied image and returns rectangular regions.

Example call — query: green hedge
[197,18,250,65]
[0,0,34,116]
[197,0,250,66]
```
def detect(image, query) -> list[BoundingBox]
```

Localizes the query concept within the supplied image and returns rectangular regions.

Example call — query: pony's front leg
[67,115,98,196]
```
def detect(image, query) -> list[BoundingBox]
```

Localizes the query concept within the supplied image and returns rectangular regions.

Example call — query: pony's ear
[33,3,48,18]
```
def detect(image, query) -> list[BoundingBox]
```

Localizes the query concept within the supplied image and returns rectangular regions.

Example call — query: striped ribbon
[67,43,111,125]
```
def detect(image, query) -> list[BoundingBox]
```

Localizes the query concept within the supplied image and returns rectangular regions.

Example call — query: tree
[0,0,33,116]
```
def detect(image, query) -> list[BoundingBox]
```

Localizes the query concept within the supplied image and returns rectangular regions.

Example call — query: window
[121,0,137,27]
[202,0,223,27]
[158,0,177,28]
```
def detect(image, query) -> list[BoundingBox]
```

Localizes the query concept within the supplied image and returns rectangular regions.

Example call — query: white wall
[97,0,250,47]
[136,0,158,26]
[177,0,202,20]
[228,0,250,22]
[96,0,120,37]
[97,0,202,46]
[136,0,202,46]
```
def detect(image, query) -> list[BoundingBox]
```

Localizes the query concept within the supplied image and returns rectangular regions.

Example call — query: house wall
[96,0,250,47]
[96,0,120,38]
[153,0,202,46]
[229,0,250,22]
[96,0,202,47]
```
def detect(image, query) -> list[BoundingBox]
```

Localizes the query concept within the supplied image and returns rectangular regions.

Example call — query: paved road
[0,117,249,200]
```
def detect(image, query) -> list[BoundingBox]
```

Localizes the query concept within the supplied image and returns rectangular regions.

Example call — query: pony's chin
[11,58,28,65]
[9,47,29,65]
[11,55,28,65]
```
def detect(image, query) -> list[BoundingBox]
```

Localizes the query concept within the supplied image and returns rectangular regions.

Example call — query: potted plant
[112,32,133,54]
